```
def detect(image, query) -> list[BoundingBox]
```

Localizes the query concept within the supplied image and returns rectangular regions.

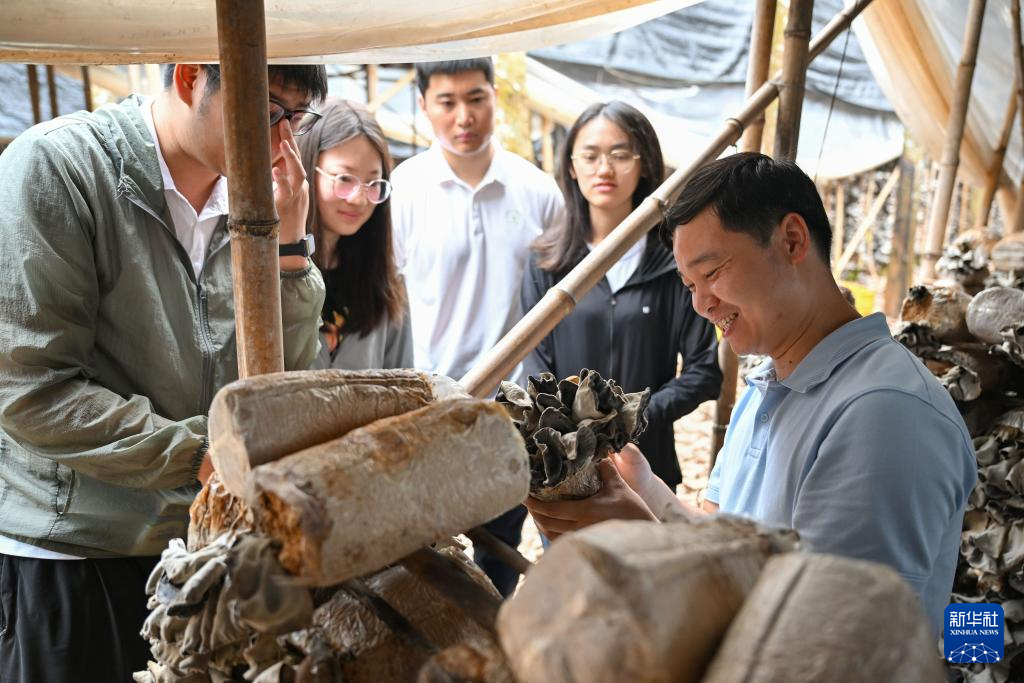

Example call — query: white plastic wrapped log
[702,553,944,683]
[209,369,466,497]
[496,516,796,683]
[246,398,529,586]
[966,287,1024,344]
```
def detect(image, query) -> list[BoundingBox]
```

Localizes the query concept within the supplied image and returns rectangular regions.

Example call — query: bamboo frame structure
[25,64,41,124]
[884,158,916,318]
[45,65,58,118]
[460,0,877,397]
[919,0,986,280]
[711,0,777,462]
[80,66,93,111]
[834,167,901,278]
[216,0,285,378]
[773,0,814,162]
[1012,0,1024,234]
[978,77,1018,228]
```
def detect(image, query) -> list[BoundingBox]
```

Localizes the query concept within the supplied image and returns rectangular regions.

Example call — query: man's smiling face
[673,207,794,358]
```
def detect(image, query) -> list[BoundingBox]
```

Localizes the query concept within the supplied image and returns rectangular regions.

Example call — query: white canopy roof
[0,0,697,64]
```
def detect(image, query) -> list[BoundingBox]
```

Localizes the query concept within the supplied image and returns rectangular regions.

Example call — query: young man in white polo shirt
[390,58,565,595]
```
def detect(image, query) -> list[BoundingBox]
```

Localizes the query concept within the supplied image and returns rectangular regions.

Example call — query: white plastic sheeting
[855,0,1022,218]
[0,0,698,64]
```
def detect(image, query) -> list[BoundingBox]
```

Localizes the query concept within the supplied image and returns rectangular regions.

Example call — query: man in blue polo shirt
[525,152,976,635]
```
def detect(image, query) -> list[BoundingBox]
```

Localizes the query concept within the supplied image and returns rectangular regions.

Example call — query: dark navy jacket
[521,238,722,488]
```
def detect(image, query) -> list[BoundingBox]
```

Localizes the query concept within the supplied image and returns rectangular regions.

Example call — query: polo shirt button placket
[760,413,769,424]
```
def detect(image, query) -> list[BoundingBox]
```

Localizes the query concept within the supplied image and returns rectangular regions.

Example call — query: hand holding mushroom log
[495,369,651,502]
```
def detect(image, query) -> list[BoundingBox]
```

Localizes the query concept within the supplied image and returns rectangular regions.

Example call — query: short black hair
[162,64,329,104]
[659,152,832,264]
[415,58,495,96]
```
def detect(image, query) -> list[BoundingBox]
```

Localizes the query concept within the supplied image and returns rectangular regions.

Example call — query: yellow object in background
[840,280,878,316]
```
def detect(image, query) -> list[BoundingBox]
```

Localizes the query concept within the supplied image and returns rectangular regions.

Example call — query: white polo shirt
[391,144,564,385]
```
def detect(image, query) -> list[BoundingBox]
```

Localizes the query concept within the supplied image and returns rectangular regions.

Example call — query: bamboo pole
[461,0,877,397]
[45,65,59,118]
[978,77,1018,227]
[833,183,846,264]
[919,0,986,280]
[834,167,901,278]
[367,68,415,114]
[541,116,555,174]
[884,158,916,318]
[366,64,379,102]
[216,0,284,378]
[1012,0,1024,233]
[711,0,777,464]
[80,66,93,111]
[773,0,814,162]
[740,0,778,153]
[26,64,42,124]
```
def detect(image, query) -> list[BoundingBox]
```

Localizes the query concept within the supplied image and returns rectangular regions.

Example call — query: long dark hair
[297,98,405,336]
[533,101,665,274]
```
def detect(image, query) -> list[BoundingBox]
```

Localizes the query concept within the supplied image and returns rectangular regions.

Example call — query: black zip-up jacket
[521,238,722,488]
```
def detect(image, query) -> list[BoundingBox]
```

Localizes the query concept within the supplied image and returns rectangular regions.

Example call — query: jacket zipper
[124,190,217,415]
[196,284,215,412]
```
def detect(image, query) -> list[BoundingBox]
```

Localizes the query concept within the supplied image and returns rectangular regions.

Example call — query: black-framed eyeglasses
[269,100,322,136]
[315,167,392,204]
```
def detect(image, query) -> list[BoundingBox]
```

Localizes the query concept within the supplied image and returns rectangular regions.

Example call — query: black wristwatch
[279,233,315,258]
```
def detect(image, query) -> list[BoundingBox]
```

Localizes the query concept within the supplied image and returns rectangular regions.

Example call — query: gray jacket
[0,96,325,557]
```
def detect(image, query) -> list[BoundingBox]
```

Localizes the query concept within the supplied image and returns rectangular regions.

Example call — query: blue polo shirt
[707,313,976,634]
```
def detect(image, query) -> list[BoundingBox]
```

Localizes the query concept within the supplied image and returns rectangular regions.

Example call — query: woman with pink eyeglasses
[296,98,412,370]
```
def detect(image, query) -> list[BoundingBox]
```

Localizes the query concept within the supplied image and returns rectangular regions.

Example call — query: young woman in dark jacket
[523,101,722,490]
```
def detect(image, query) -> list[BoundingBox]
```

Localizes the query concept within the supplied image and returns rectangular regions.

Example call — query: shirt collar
[141,98,229,217]
[429,140,507,189]
[746,313,892,394]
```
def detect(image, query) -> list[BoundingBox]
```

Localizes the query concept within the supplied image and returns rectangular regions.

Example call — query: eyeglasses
[269,100,322,136]
[570,150,641,175]
[315,167,392,204]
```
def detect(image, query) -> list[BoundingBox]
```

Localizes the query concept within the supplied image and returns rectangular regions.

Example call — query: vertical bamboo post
[919,0,986,280]
[773,0,814,161]
[1011,0,1024,233]
[541,116,555,175]
[26,65,42,124]
[366,64,379,103]
[833,183,846,264]
[740,0,778,153]
[978,77,1018,227]
[710,0,778,465]
[884,158,916,318]
[45,65,59,118]
[81,66,94,111]
[216,0,284,378]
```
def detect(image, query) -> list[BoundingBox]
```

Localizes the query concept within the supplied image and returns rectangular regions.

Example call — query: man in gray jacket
[0,63,327,681]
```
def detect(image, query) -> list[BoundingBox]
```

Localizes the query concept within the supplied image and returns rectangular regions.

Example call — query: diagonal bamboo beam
[216,0,284,378]
[919,0,986,280]
[461,0,877,397]
[833,167,901,278]
[977,77,1017,228]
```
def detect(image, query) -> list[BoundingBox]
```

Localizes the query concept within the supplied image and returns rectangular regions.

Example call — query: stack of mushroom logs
[137,369,941,683]
[897,232,1024,683]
